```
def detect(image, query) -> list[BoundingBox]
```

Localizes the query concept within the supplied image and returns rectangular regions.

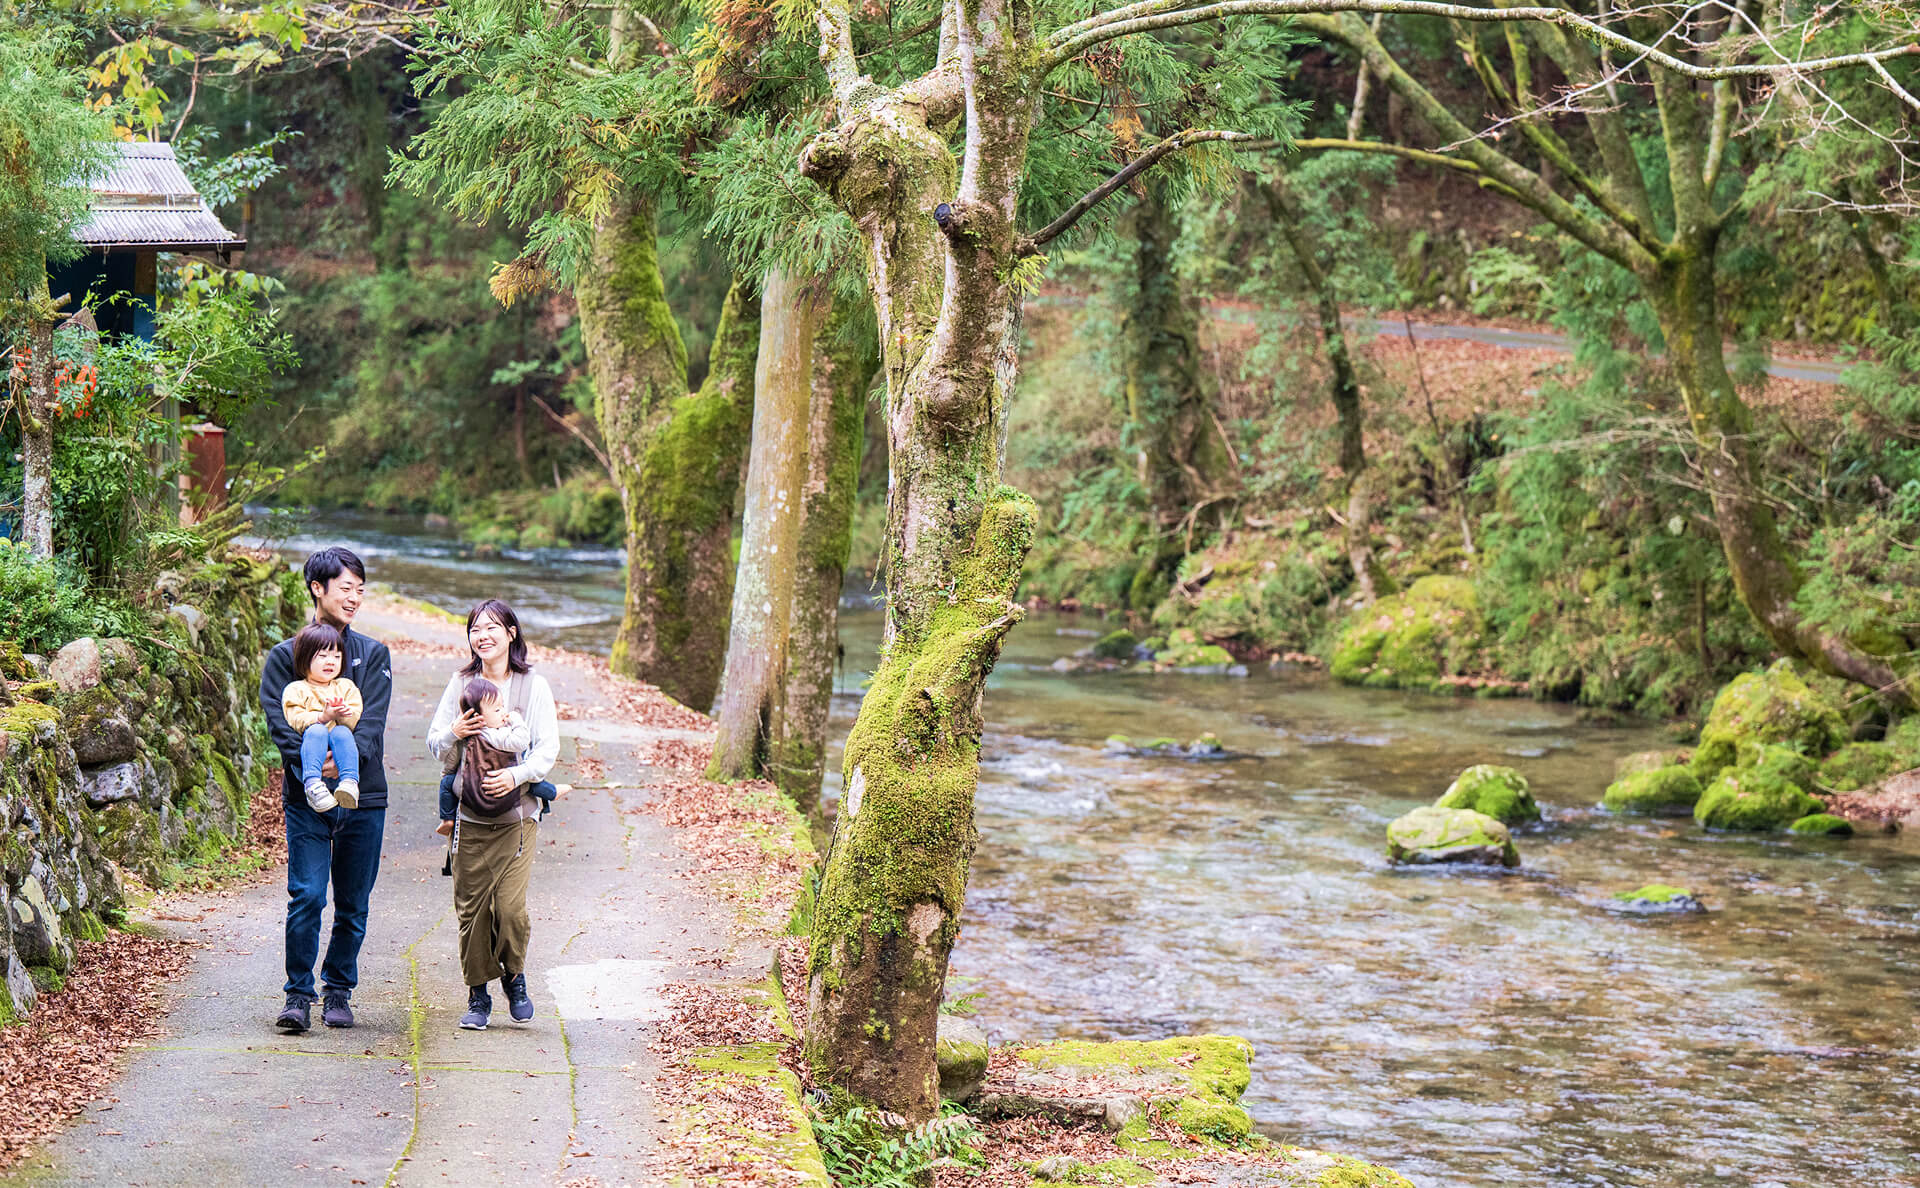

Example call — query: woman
[426,599,560,1030]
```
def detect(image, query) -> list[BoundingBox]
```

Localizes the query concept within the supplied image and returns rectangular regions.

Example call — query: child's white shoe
[334,779,360,810]
[304,778,338,813]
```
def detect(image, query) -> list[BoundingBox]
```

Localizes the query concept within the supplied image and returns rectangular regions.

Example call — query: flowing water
[256,509,1920,1187]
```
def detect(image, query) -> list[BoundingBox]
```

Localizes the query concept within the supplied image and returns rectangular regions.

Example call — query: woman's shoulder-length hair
[460,598,533,677]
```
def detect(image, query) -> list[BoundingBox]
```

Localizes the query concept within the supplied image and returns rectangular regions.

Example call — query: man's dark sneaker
[322,993,355,1029]
[502,972,533,1023]
[275,994,313,1033]
[460,984,492,1030]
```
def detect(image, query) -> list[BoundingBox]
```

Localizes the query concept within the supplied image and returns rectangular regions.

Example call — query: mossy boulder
[59,686,137,767]
[1154,629,1236,671]
[1008,1035,1257,1144]
[1385,805,1519,867]
[1788,813,1854,836]
[1694,766,1824,832]
[1185,732,1225,757]
[936,1015,989,1103]
[1329,575,1481,693]
[1614,749,1692,781]
[1602,765,1703,816]
[1886,716,1920,765]
[1609,884,1707,914]
[1090,629,1138,661]
[1818,742,1903,792]
[1435,764,1540,824]
[1689,667,1848,783]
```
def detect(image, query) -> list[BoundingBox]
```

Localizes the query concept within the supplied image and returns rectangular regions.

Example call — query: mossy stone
[1694,767,1824,831]
[1788,813,1854,836]
[1091,629,1138,661]
[1689,668,1847,783]
[1602,765,1703,815]
[1385,805,1519,867]
[1819,742,1903,792]
[1330,575,1481,693]
[1435,764,1540,824]
[1614,749,1692,781]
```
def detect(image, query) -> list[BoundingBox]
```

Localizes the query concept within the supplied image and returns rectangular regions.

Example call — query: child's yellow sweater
[283,678,364,731]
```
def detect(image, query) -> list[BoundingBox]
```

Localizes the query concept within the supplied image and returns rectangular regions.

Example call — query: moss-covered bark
[773,297,876,815]
[1121,184,1236,538]
[1266,176,1378,604]
[711,270,826,780]
[578,191,757,709]
[799,8,1040,1117]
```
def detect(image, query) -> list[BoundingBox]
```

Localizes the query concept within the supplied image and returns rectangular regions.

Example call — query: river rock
[1090,629,1138,661]
[1788,813,1854,836]
[1689,666,1848,784]
[1330,575,1482,693]
[50,638,105,694]
[1609,884,1706,914]
[1385,806,1519,867]
[1694,764,1823,831]
[1614,749,1692,781]
[1602,764,1702,816]
[1436,764,1540,824]
[80,760,144,807]
[936,1015,989,1103]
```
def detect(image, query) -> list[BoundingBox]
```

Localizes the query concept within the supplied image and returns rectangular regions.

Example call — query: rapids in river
[255,508,1920,1187]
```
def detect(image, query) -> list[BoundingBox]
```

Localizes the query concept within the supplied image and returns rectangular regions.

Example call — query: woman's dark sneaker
[460,984,492,1030]
[503,972,534,1022]
[322,993,355,1029]
[275,993,313,1033]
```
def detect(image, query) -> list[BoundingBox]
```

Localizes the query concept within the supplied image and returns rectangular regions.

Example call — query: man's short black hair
[304,546,366,602]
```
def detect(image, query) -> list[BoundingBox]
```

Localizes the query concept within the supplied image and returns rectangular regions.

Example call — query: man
[259,547,393,1032]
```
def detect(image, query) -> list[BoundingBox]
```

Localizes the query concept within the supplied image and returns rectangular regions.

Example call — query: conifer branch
[1042,0,1920,95]
[1020,129,1251,253]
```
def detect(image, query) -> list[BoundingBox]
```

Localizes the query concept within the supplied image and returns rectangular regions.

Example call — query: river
[255,509,1920,1187]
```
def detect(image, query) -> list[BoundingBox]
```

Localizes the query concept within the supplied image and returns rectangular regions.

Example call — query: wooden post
[180,423,226,525]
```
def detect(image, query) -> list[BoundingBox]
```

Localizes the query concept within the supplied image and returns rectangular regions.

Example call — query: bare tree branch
[1019,129,1252,253]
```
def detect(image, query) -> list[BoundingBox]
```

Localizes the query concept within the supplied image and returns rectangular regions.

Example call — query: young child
[281,623,364,812]
[436,677,530,835]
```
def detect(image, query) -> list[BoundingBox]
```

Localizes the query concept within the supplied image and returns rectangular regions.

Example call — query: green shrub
[0,540,142,655]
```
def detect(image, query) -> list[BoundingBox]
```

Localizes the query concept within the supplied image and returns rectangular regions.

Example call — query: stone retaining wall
[0,549,304,1021]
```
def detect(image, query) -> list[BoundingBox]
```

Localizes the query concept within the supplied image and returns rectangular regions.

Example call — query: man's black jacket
[259,624,394,809]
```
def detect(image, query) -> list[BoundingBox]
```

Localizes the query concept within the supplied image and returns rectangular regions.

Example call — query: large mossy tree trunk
[798,2,1039,1118]
[710,276,877,817]
[1641,67,1907,702]
[710,270,826,781]
[1122,183,1236,541]
[577,192,758,709]
[774,297,876,816]
[1265,176,1378,603]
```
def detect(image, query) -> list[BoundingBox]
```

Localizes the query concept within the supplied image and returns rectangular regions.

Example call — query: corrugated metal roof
[72,141,244,250]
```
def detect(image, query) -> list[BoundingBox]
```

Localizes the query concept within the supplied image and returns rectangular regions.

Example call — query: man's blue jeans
[299,723,360,784]
[284,803,385,1000]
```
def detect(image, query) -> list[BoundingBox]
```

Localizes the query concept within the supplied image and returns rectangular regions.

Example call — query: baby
[281,622,364,812]
[436,677,530,834]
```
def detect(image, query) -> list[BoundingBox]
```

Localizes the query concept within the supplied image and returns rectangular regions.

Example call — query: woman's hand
[481,769,518,796]
[450,709,485,739]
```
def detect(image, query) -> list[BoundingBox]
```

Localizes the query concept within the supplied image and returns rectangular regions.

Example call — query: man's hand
[451,709,485,739]
[481,770,518,797]
[322,757,339,779]
[435,820,454,837]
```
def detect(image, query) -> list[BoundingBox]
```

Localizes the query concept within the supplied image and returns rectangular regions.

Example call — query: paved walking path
[4,605,741,1187]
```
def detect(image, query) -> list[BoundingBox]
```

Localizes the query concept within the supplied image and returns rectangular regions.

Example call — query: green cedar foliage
[0,25,115,301]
